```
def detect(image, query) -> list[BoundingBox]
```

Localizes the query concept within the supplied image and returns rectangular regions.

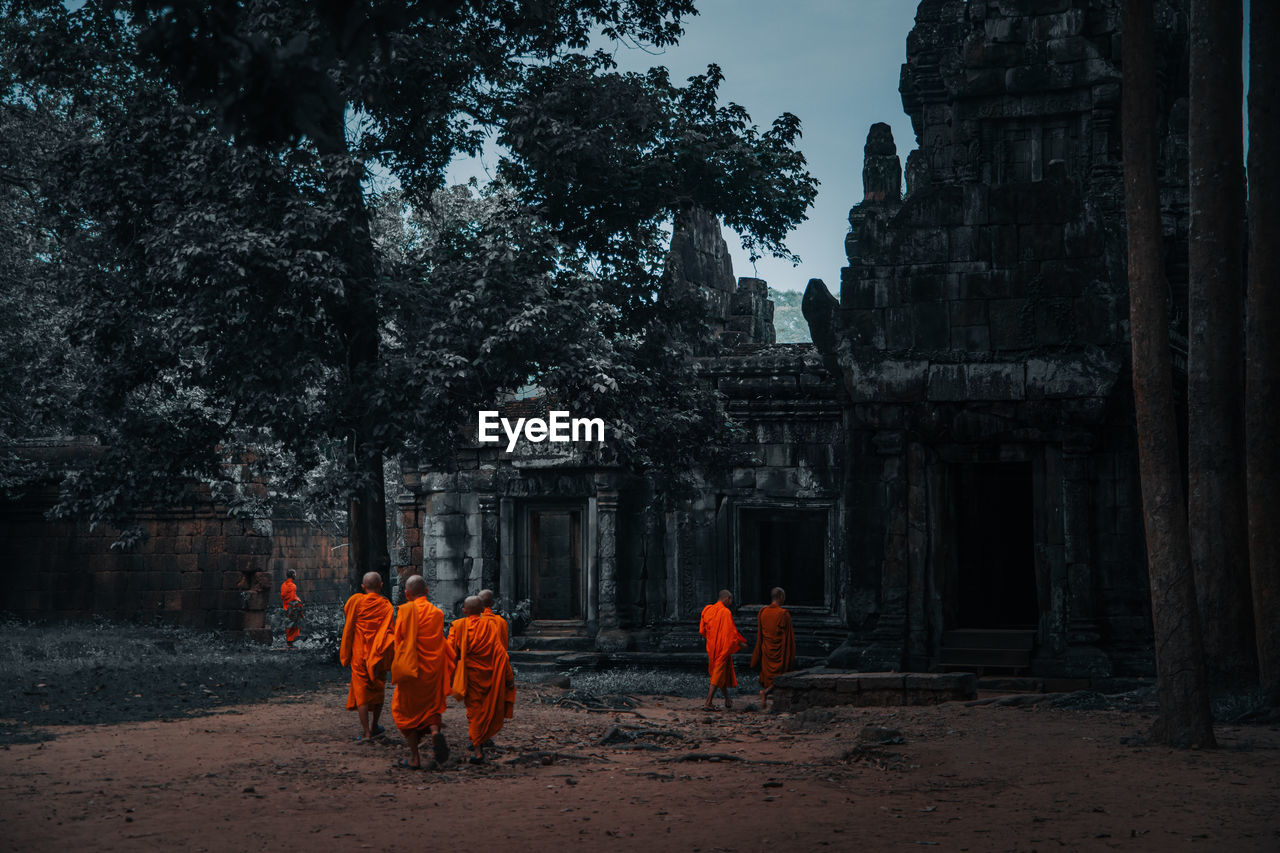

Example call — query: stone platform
[769,669,977,711]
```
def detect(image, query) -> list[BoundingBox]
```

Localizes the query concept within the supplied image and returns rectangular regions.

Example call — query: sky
[448,0,921,293]
[447,1,1253,294]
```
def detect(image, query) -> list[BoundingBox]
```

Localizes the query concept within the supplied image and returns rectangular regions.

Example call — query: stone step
[938,648,1032,670]
[510,634,596,652]
[770,669,978,711]
[509,649,565,675]
[525,620,588,637]
[941,629,1036,650]
[509,648,825,673]
[509,649,566,662]
[603,651,828,671]
[510,659,559,671]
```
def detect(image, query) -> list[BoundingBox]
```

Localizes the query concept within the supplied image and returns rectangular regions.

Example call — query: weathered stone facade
[397,212,848,659]
[0,438,350,641]
[802,0,1190,677]
[378,0,1188,679]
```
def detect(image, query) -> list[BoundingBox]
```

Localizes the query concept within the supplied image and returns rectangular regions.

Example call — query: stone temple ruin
[803,0,1190,678]
[396,207,850,668]
[1,1,1190,682]
[398,0,1190,680]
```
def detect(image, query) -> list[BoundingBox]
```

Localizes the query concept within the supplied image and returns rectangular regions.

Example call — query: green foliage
[0,0,816,533]
[769,288,812,344]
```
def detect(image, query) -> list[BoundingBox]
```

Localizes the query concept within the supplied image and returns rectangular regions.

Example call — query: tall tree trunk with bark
[1246,0,1280,705]
[1122,0,1217,748]
[1188,0,1254,686]
[316,117,391,595]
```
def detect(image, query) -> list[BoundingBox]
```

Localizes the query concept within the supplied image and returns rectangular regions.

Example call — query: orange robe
[339,592,394,709]
[383,597,455,732]
[280,579,301,643]
[449,614,515,747]
[750,603,797,688]
[482,606,510,649]
[699,601,746,688]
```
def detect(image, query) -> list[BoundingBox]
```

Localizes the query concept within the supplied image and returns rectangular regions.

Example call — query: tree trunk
[315,116,392,595]
[1122,0,1216,748]
[1188,0,1254,686]
[1246,0,1280,705]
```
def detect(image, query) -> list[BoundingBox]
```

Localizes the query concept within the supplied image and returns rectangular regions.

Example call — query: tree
[1121,0,1216,748]
[0,1,816,588]
[0,100,101,490]
[1246,0,1280,705]
[1187,0,1254,686]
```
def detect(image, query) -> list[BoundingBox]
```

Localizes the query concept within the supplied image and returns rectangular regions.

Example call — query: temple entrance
[524,506,583,620]
[953,462,1037,628]
[738,507,827,607]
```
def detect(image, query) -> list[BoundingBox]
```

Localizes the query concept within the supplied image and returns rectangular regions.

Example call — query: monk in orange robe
[449,595,515,763]
[478,588,509,649]
[381,574,454,769]
[700,589,746,710]
[750,587,797,708]
[280,569,302,647]
[339,572,394,741]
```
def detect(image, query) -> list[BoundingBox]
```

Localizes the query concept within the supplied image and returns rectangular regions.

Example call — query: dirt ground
[3,675,1278,853]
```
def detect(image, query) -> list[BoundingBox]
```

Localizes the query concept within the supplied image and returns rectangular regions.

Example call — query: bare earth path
[3,684,1277,852]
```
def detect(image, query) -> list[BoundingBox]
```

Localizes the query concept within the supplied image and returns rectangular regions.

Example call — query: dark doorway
[527,508,582,620]
[953,462,1038,628]
[739,507,827,607]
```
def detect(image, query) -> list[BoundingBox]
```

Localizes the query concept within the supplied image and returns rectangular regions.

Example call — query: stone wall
[268,510,350,607]
[802,0,1188,677]
[664,343,848,656]
[1,462,349,642]
[397,213,845,657]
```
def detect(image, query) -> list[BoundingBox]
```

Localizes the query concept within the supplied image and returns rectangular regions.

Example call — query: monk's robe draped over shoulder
[750,602,797,688]
[381,597,454,731]
[340,592,394,709]
[699,601,746,688]
[482,606,510,649]
[280,579,301,643]
[449,614,515,747]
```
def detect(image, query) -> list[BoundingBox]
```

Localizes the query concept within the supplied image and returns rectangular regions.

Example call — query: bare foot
[432,732,450,764]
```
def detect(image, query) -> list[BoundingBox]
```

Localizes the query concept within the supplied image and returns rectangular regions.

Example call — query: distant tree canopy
[768,288,812,344]
[0,1,816,577]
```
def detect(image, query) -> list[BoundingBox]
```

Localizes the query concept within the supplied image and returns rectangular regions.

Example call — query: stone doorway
[952,462,1038,629]
[738,507,828,607]
[523,505,584,621]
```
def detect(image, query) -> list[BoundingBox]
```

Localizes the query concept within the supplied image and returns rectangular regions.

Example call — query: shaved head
[462,595,482,616]
[361,572,382,592]
[404,575,426,598]
[718,589,733,605]
[286,569,296,579]
[771,587,786,604]
[478,589,495,608]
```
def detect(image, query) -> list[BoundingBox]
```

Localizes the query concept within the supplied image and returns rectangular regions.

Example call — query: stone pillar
[595,490,628,651]
[393,496,422,585]
[499,497,514,610]
[829,431,908,671]
[586,496,599,629]
[905,442,930,671]
[1061,436,1111,676]
[478,494,499,596]
[663,510,680,621]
